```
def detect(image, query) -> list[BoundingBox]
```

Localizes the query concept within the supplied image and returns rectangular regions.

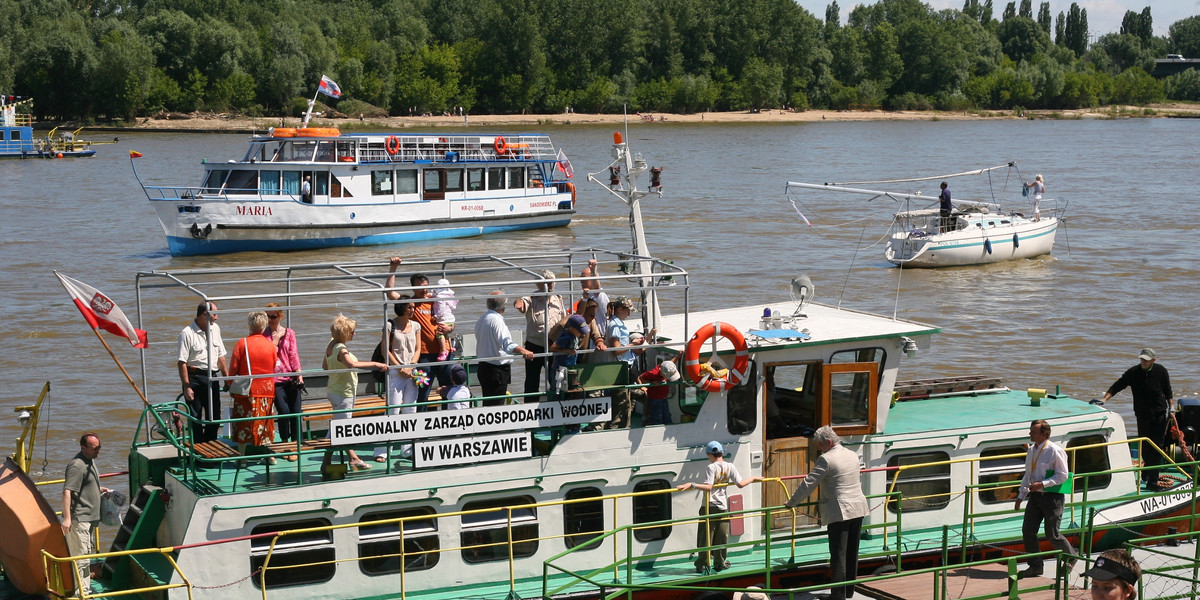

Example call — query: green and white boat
[2,133,1196,600]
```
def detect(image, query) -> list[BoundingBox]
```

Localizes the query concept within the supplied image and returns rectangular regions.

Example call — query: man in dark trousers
[1101,348,1175,490]
[1014,419,1074,579]
[938,181,953,232]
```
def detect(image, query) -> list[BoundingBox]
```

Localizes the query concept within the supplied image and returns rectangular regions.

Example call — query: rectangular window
[225,170,258,193]
[886,451,951,513]
[507,167,525,188]
[445,169,464,192]
[632,479,672,542]
[397,170,417,194]
[1067,435,1111,490]
[250,518,335,588]
[977,446,1025,504]
[285,141,316,162]
[467,168,485,191]
[358,508,439,575]
[765,362,819,439]
[260,170,281,193]
[315,141,336,162]
[336,141,355,161]
[282,171,300,196]
[528,166,543,186]
[488,167,505,190]
[727,361,758,435]
[563,487,605,550]
[12,130,22,140]
[829,370,871,426]
[372,170,394,195]
[203,170,229,193]
[830,348,887,383]
[423,169,444,193]
[460,497,538,563]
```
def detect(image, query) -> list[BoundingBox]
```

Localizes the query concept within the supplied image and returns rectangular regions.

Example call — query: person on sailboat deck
[1100,348,1174,491]
[785,426,869,600]
[1024,174,1045,221]
[1015,419,1074,579]
[938,181,953,232]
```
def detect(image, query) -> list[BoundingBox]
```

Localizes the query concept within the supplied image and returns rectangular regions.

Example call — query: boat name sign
[331,397,612,446]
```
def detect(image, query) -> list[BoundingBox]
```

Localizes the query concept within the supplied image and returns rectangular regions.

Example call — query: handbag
[230,339,253,396]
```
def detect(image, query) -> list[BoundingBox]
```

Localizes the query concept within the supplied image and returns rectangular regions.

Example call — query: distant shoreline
[80,104,1200,133]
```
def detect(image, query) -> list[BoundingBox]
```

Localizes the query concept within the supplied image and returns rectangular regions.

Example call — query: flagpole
[302,88,320,128]
[90,327,150,409]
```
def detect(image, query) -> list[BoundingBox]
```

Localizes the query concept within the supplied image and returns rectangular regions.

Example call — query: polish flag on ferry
[54,272,148,348]
[555,149,574,178]
[318,75,343,99]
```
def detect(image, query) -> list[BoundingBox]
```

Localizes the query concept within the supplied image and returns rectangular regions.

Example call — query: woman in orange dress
[229,311,278,459]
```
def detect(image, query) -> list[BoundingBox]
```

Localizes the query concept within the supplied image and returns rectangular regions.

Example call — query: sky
[794,0,1199,38]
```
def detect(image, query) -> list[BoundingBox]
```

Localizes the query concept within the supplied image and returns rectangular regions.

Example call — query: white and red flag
[318,75,342,99]
[54,272,148,348]
[555,149,574,178]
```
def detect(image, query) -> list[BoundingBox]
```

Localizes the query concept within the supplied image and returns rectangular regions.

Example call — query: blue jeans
[644,397,672,426]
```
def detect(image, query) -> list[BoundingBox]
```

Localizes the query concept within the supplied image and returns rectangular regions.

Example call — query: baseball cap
[629,331,645,343]
[705,441,724,455]
[567,314,589,337]
[613,296,636,311]
[1138,348,1156,361]
[659,360,681,382]
[1082,556,1138,585]
[449,364,468,385]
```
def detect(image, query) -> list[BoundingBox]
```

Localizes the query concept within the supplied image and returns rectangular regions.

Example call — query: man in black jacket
[1102,348,1174,490]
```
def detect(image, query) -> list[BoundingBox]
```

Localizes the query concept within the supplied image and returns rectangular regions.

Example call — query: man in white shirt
[177,302,228,442]
[677,441,762,573]
[473,291,534,406]
[1014,419,1074,578]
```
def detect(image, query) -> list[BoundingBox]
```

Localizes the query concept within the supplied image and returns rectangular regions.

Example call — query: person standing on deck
[474,291,535,406]
[514,270,565,398]
[62,433,111,592]
[938,181,953,233]
[1101,348,1175,490]
[177,302,228,443]
[785,426,869,600]
[1025,174,1045,221]
[1015,419,1074,579]
[677,441,762,573]
[386,257,454,410]
[300,175,312,203]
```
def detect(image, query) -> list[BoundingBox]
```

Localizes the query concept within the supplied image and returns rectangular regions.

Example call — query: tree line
[1,0,1198,122]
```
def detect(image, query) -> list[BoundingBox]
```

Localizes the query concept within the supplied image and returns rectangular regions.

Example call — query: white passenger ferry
[3,134,1197,600]
[133,128,577,256]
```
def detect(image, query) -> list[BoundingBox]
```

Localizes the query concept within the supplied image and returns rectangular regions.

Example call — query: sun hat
[705,441,724,455]
[1138,348,1156,361]
[1082,555,1138,585]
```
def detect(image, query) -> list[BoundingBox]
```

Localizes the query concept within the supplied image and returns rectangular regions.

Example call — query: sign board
[415,432,532,468]
[330,397,612,446]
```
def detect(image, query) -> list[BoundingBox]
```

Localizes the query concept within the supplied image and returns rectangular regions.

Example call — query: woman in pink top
[264,302,304,453]
[229,312,278,458]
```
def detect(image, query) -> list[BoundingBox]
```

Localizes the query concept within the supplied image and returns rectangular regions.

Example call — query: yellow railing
[42,547,192,599]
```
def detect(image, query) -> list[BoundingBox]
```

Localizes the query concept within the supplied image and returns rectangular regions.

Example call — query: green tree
[741,57,783,109]
[998,17,1049,64]
[1111,66,1163,103]
[91,22,153,120]
[1002,2,1015,21]
[1064,3,1088,56]
[1164,68,1200,101]
[1036,2,1051,35]
[1168,15,1200,59]
[19,13,97,119]
[1018,0,1031,19]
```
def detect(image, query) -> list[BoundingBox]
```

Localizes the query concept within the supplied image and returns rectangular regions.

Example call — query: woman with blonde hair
[324,314,388,472]
[228,312,277,461]
[1025,174,1045,222]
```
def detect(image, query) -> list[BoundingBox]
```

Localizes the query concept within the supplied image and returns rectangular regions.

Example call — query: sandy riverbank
[112,103,1199,133]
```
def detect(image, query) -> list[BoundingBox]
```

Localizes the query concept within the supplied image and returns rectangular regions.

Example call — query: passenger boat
[0,97,115,159]
[2,135,1195,600]
[787,164,1062,267]
[132,127,578,256]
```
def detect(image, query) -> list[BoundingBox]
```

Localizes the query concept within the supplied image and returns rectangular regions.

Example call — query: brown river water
[1,118,1196,494]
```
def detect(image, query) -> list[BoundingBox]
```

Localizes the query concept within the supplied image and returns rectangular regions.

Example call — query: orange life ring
[272,127,297,138]
[295,127,341,137]
[494,136,508,154]
[683,321,750,394]
[565,181,576,205]
[385,135,400,155]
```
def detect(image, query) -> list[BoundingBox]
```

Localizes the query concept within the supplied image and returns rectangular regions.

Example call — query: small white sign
[415,432,532,468]
[330,397,612,445]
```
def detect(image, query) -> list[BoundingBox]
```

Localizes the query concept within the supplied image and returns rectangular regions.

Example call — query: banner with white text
[330,397,612,445]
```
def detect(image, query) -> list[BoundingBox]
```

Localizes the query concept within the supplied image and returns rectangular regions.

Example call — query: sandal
[351,460,372,471]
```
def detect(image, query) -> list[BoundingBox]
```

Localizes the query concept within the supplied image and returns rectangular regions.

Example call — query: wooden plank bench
[189,440,239,461]
[301,395,388,427]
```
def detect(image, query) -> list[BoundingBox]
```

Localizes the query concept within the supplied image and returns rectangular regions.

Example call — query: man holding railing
[678,441,762,574]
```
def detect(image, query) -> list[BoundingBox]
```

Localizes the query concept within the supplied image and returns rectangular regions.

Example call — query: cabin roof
[881,389,1112,437]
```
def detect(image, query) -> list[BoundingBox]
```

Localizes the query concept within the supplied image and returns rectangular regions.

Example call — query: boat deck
[883,388,1112,436]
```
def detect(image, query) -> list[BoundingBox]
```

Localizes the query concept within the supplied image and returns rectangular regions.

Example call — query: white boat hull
[885,217,1057,267]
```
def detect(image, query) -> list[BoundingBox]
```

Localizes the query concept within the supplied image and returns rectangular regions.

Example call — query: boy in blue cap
[677,441,762,572]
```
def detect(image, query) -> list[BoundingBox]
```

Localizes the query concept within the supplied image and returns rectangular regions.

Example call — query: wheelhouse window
[764,362,818,439]
[632,479,672,542]
[358,507,439,575]
[315,141,336,162]
[507,167,525,188]
[1067,435,1111,490]
[283,141,316,161]
[372,170,394,195]
[460,497,538,563]
[397,170,417,194]
[977,445,1025,504]
[487,167,505,190]
[830,348,886,386]
[828,370,871,426]
[467,168,485,191]
[563,487,604,550]
[886,451,951,513]
[336,141,355,161]
[727,360,758,435]
[250,518,335,588]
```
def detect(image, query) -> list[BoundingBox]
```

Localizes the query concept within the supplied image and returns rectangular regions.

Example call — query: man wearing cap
[473,291,535,406]
[1083,549,1141,600]
[637,356,680,426]
[514,270,565,398]
[1101,348,1175,490]
[785,426,869,600]
[677,440,762,573]
[1014,419,1074,579]
[550,314,590,396]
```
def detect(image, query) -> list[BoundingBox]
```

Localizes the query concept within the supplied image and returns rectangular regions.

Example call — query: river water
[1,117,1196,485]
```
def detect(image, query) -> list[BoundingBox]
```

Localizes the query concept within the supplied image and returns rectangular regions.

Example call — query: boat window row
[885,434,1112,513]
[200,165,543,199]
[247,479,674,588]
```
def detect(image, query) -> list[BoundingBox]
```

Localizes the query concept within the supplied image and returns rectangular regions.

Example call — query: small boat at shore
[1,97,115,159]
[3,137,1195,600]
[787,163,1063,268]
[132,127,578,256]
